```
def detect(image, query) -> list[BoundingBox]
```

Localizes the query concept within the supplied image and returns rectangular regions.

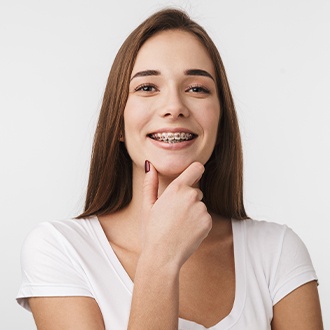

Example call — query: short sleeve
[16,222,93,311]
[271,227,318,305]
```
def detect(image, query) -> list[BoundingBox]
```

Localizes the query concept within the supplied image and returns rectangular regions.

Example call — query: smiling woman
[75,10,246,220]
[124,29,220,182]
[16,8,323,330]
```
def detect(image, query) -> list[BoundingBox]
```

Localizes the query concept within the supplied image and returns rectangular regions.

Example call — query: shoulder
[233,219,317,304]
[23,217,98,243]
[233,218,311,266]
[233,218,288,249]
[17,219,97,309]
[20,217,101,283]
[240,218,311,255]
[21,217,99,262]
[234,218,305,248]
[233,219,287,276]
[239,217,286,234]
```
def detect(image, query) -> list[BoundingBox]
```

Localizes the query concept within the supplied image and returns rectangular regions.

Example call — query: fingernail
[144,160,150,173]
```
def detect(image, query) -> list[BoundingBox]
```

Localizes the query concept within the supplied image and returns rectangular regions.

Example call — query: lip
[147,127,198,150]
[148,136,197,150]
[148,127,197,135]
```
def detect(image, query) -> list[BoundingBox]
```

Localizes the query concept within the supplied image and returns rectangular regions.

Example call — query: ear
[119,131,125,142]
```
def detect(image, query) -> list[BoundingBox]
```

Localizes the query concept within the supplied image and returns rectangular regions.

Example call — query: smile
[148,132,197,144]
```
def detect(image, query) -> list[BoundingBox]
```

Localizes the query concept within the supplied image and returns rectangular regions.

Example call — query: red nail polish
[144,160,150,173]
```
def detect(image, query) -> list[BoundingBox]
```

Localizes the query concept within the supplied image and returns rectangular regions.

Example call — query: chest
[178,241,235,327]
[112,238,235,328]
[90,218,276,329]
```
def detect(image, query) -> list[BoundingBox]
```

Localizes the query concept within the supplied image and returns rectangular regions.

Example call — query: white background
[1,0,329,329]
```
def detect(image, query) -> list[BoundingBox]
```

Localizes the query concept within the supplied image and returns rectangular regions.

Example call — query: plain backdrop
[1,0,329,328]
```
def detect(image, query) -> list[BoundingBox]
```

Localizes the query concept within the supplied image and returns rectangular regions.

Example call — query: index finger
[174,162,205,187]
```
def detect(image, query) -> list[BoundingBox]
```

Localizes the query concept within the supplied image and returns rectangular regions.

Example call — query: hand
[140,161,212,270]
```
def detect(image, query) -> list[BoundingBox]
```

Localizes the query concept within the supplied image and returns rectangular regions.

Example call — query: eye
[186,85,210,94]
[135,83,158,92]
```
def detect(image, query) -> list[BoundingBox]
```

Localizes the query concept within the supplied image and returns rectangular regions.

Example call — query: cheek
[202,107,220,153]
[123,97,151,131]
[201,104,220,136]
[123,101,141,138]
[123,99,136,128]
[123,99,151,153]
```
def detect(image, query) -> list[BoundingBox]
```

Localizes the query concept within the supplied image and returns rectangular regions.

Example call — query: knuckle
[205,215,213,231]
[197,189,203,200]
[198,204,212,230]
[186,188,199,202]
[190,189,199,200]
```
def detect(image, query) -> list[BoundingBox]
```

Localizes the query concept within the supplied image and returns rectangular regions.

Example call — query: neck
[99,165,231,253]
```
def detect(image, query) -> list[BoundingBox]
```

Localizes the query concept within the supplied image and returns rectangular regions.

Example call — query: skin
[123,29,220,192]
[29,30,323,329]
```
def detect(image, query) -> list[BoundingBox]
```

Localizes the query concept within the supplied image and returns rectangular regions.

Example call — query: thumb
[142,160,159,210]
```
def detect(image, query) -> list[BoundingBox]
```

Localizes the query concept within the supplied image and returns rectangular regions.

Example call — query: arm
[127,253,180,329]
[29,297,105,330]
[271,281,323,330]
[18,222,105,329]
[127,162,211,329]
[26,163,210,329]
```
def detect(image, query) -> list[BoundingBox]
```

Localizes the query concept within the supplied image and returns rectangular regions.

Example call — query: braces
[150,132,194,142]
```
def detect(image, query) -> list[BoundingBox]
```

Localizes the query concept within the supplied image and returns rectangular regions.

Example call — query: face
[123,30,220,179]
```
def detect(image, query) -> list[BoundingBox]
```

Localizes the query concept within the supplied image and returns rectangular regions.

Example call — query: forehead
[132,30,215,75]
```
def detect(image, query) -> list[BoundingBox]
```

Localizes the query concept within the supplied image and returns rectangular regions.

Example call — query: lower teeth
[164,140,185,143]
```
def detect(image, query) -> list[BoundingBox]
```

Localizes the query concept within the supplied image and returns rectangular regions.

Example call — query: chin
[153,161,195,179]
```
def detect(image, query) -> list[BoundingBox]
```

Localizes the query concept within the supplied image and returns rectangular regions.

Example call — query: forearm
[127,162,210,329]
[127,253,180,330]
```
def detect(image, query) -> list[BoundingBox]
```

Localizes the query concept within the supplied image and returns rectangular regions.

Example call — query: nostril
[163,111,188,118]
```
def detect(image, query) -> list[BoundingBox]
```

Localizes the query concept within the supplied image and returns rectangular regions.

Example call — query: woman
[17,8,323,329]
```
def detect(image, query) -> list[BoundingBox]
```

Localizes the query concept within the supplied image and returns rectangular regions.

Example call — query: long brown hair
[77,8,248,220]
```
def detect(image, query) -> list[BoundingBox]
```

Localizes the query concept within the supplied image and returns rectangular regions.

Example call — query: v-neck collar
[91,216,246,329]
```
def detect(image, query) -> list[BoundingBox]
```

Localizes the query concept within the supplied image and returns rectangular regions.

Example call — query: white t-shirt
[17,217,317,329]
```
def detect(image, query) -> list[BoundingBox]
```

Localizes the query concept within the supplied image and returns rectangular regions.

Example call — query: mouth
[148,131,197,144]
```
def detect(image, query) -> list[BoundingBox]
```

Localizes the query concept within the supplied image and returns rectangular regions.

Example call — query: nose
[158,88,189,119]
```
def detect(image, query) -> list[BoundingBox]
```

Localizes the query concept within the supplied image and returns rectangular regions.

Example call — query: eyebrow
[184,69,214,81]
[130,69,215,81]
[130,70,160,81]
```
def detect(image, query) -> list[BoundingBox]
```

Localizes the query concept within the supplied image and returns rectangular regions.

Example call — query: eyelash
[134,84,158,92]
[186,85,210,94]
[134,83,210,94]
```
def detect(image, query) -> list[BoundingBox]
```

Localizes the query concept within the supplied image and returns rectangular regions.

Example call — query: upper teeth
[150,132,194,143]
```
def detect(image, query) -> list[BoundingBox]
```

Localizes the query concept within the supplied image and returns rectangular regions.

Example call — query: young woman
[17,8,323,330]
